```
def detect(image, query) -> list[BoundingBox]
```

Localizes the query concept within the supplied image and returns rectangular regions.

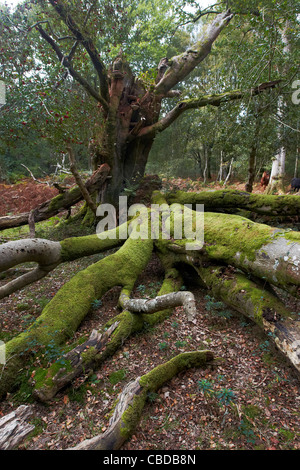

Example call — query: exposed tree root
[68,351,214,450]
[1,196,300,403]
[31,263,184,402]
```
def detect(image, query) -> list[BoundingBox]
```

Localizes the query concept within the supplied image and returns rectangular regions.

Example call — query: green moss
[108,369,127,385]
[33,358,73,391]
[1,233,155,399]
[119,389,148,439]
[203,212,275,263]
[119,351,213,441]
[81,346,98,364]
[48,186,80,212]
[16,302,31,311]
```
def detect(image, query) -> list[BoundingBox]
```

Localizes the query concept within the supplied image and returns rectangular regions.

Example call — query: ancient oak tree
[0,1,298,450]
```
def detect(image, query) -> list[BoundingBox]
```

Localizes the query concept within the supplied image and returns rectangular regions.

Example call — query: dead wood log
[193,262,300,374]
[0,163,110,231]
[32,321,120,402]
[69,350,214,450]
[0,405,34,450]
[32,287,194,403]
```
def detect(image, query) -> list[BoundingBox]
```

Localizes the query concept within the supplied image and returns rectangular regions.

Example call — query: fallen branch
[20,164,50,186]
[31,261,183,402]
[120,290,197,322]
[0,405,34,450]
[164,189,300,217]
[194,262,300,374]
[0,163,110,231]
[33,321,120,402]
[69,350,214,450]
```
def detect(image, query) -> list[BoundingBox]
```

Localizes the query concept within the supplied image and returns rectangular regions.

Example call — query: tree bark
[193,263,300,374]
[165,189,300,217]
[0,405,34,450]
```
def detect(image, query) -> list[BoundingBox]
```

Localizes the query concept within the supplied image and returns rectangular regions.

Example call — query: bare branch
[119,290,197,322]
[36,24,108,110]
[48,0,109,104]
[154,10,234,96]
[140,81,282,138]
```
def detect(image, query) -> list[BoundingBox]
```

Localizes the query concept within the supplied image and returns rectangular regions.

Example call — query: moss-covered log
[194,263,300,373]
[0,164,110,231]
[69,350,214,450]
[0,235,153,399]
[164,207,300,297]
[31,264,183,401]
[2,201,300,400]
[165,189,300,217]
[119,290,197,322]
[0,224,127,300]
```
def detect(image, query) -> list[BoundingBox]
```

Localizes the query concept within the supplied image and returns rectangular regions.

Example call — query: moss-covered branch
[0,223,128,300]
[0,235,153,399]
[194,263,300,373]
[161,205,300,297]
[119,290,197,322]
[165,189,300,217]
[140,81,281,138]
[31,262,183,402]
[69,350,214,450]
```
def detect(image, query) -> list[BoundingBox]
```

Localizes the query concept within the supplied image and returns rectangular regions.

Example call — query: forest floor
[0,175,300,451]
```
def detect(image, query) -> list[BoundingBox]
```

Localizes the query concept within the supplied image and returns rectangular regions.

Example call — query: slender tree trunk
[294,123,299,178]
[267,96,286,193]
[267,21,290,194]
[245,109,262,193]
[218,151,224,182]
